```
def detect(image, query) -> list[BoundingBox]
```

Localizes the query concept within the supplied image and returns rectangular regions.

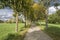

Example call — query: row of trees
[0,0,60,32]
[0,0,34,32]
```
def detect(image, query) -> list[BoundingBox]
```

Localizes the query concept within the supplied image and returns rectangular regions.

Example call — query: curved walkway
[24,27,53,40]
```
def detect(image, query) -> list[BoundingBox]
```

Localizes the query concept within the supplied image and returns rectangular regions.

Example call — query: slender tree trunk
[23,11,27,28]
[45,10,48,29]
[16,13,18,32]
[25,17,26,28]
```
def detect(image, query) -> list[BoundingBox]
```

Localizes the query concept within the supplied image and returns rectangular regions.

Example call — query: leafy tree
[38,0,60,28]
[32,3,46,22]
[22,0,34,27]
[48,10,60,23]
[0,0,23,32]
[0,0,33,32]
[23,3,46,26]
[48,0,60,24]
[38,0,51,28]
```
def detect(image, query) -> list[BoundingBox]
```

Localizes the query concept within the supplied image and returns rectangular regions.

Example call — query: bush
[0,20,4,23]
[4,33,25,40]
[4,28,28,40]
[35,22,40,26]
[48,10,60,24]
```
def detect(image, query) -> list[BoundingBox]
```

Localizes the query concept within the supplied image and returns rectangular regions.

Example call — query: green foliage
[33,3,46,20]
[4,27,28,40]
[5,34,22,40]
[38,0,51,8]
[6,19,15,23]
[25,3,46,22]
[48,10,60,24]
[0,20,4,23]
[0,1,5,9]
[0,0,34,28]
[0,0,46,25]
[0,0,33,15]
[0,23,24,40]
[4,33,25,40]
[22,0,34,21]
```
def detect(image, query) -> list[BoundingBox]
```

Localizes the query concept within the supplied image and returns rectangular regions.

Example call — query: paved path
[24,27,53,40]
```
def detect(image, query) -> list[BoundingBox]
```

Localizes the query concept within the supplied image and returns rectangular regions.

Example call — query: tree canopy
[48,10,60,24]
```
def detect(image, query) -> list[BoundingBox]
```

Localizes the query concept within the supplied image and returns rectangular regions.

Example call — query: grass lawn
[0,23,25,40]
[0,22,60,40]
[40,22,60,40]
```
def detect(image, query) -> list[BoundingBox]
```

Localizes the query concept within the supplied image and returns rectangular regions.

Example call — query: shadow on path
[24,27,53,40]
[44,25,60,40]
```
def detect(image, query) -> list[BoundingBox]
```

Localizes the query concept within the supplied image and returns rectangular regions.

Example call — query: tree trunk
[25,17,26,28]
[16,13,18,32]
[23,11,27,28]
[45,10,48,29]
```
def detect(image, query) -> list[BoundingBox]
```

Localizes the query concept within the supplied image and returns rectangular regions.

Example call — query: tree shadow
[24,29,52,40]
[43,25,60,40]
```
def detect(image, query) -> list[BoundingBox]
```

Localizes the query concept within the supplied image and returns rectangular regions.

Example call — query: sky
[48,6,60,14]
[0,7,14,21]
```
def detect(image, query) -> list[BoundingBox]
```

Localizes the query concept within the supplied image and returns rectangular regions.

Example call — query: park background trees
[48,10,60,24]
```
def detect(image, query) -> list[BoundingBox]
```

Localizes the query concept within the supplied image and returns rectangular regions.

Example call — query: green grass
[40,22,60,40]
[0,23,25,40]
[1,22,60,40]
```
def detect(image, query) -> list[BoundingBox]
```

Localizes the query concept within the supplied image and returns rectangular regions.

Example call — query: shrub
[0,20,4,23]
[4,33,25,40]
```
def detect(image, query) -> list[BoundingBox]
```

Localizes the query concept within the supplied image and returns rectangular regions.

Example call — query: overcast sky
[0,7,14,21]
[48,6,60,14]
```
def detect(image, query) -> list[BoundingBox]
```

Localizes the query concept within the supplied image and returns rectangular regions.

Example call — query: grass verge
[40,23,60,40]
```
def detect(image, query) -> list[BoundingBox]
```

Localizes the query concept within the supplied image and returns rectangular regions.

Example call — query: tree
[48,10,60,24]
[22,0,34,27]
[48,0,60,24]
[38,0,52,29]
[32,3,46,22]
[23,3,46,26]
[0,0,34,32]
[0,1,5,9]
